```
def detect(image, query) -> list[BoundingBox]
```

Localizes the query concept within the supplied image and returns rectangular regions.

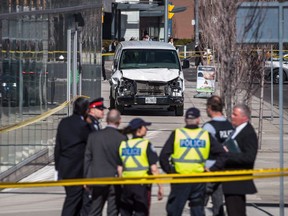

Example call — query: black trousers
[166,183,205,216]
[205,183,225,216]
[89,185,121,216]
[224,194,246,216]
[120,184,151,216]
[62,186,84,216]
[102,61,106,80]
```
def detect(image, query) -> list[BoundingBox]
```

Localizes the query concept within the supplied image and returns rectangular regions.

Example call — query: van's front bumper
[116,95,184,107]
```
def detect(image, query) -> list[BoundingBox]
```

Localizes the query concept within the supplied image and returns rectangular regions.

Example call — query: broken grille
[136,82,167,96]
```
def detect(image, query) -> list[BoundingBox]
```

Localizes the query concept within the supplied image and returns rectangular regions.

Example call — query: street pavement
[0,61,287,215]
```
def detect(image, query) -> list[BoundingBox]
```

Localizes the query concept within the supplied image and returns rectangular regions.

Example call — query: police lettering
[180,138,206,148]
[219,130,234,139]
[122,147,141,156]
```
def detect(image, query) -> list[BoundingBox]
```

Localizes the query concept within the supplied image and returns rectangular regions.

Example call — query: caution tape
[0,168,287,189]
[0,95,89,134]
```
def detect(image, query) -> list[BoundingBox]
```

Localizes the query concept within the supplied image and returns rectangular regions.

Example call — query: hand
[223,146,229,152]
[83,185,90,192]
[158,185,164,201]
[204,167,210,172]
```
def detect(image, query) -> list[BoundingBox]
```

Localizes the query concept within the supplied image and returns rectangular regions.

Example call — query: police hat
[185,107,200,119]
[129,118,151,130]
[89,97,107,110]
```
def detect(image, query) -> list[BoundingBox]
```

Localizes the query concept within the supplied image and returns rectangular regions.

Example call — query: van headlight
[13,83,17,87]
[168,78,183,96]
[2,83,7,87]
[118,78,136,96]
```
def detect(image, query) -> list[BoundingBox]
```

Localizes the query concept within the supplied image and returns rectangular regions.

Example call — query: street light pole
[164,0,168,42]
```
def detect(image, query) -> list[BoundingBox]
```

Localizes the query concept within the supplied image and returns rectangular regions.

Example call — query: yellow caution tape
[0,95,89,134]
[0,168,287,189]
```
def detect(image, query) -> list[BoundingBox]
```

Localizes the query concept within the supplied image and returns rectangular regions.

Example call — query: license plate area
[145,97,157,104]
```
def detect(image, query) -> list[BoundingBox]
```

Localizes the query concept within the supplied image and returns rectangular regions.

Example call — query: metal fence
[0,0,102,180]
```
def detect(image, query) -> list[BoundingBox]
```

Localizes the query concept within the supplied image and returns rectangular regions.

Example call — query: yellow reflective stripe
[0,95,90,134]
[176,128,206,163]
[120,139,149,176]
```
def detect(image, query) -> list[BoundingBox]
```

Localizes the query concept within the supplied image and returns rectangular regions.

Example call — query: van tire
[175,105,184,116]
[109,88,115,109]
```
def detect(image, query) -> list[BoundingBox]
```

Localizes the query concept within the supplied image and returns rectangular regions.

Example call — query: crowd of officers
[54,95,258,216]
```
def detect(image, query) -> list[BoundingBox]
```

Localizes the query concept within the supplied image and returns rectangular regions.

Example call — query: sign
[236,2,288,43]
[196,66,216,93]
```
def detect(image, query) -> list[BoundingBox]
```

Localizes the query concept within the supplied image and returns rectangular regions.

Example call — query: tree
[198,0,266,117]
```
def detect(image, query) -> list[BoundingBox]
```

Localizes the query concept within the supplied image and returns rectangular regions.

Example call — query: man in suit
[223,103,258,216]
[84,109,127,216]
[54,97,91,216]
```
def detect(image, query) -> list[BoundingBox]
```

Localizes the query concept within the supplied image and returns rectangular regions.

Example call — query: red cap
[89,97,107,110]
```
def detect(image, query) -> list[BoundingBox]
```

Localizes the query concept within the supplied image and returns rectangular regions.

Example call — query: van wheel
[109,88,115,109]
[175,105,184,116]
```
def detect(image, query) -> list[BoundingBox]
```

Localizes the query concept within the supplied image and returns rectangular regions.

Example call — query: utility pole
[164,0,168,42]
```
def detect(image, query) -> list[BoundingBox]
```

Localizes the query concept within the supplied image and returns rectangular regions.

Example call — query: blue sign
[122,147,141,156]
[236,2,288,43]
[180,139,206,148]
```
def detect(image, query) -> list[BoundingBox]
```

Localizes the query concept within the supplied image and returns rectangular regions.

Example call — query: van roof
[119,41,176,50]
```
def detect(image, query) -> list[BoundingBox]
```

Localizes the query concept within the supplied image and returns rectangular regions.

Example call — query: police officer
[86,97,107,131]
[202,95,234,216]
[160,107,226,216]
[118,118,164,216]
[83,97,107,215]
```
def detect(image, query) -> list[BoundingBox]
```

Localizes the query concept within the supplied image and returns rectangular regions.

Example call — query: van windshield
[119,49,180,70]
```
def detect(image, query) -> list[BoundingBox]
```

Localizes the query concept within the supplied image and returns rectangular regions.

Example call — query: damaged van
[109,41,187,116]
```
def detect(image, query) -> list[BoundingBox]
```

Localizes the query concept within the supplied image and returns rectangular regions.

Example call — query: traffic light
[168,3,174,19]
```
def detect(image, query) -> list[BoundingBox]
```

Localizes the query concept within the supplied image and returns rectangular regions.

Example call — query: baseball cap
[129,118,152,130]
[185,107,200,119]
[89,97,107,110]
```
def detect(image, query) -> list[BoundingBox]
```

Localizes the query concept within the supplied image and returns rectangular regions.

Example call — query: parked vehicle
[109,41,187,116]
[265,54,288,84]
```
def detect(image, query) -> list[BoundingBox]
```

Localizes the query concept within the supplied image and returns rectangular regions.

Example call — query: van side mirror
[182,59,190,69]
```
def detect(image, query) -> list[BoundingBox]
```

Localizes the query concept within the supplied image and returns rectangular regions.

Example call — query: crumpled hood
[122,68,180,82]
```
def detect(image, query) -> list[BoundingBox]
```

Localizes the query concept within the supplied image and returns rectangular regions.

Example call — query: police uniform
[160,108,226,216]
[87,98,106,131]
[87,114,101,131]
[118,136,158,216]
[203,117,234,216]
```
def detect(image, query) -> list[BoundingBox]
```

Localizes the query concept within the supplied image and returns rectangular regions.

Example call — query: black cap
[89,97,107,110]
[129,118,152,130]
[185,107,200,119]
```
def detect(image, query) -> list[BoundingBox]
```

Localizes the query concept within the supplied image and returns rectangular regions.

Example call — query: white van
[109,41,187,116]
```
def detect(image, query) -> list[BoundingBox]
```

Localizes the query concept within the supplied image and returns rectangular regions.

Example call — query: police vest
[172,128,210,174]
[207,120,234,143]
[119,138,149,177]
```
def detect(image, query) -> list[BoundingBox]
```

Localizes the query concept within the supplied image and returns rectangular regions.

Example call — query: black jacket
[84,126,127,178]
[87,114,101,132]
[54,114,91,179]
[159,125,227,174]
[222,122,258,195]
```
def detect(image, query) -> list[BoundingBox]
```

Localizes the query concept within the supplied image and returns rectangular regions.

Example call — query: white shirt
[231,122,248,139]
